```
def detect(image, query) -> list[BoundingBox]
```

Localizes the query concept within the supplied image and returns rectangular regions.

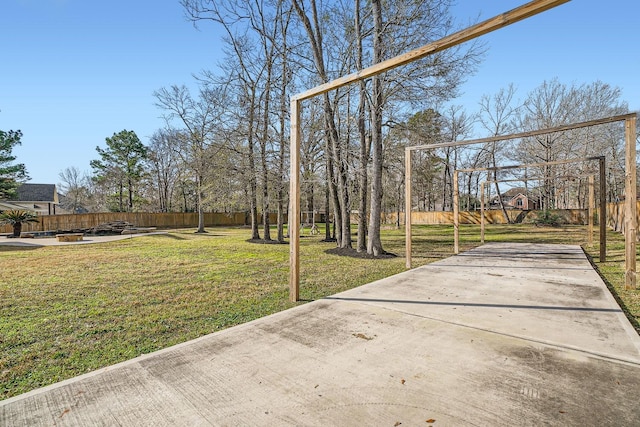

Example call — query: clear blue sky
[1,0,638,184]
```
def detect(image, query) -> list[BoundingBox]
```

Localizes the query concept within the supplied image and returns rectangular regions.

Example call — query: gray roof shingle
[16,184,57,202]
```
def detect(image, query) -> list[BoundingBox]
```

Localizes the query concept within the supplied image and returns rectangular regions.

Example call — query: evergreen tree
[90,130,148,212]
[0,129,29,200]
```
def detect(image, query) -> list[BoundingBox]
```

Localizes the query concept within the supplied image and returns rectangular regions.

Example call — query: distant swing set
[289,0,637,302]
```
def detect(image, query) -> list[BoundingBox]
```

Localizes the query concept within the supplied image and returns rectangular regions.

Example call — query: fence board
[0,212,277,234]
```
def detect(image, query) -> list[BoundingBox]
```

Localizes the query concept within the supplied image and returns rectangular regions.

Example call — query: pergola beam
[292,0,570,102]
[408,114,636,152]
[456,156,603,174]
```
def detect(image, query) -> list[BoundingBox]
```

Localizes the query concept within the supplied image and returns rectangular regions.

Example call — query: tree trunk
[195,174,206,233]
[324,182,332,241]
[356,0,369,253]
[260,41,274,241]
[367,0,385,256]
[128,177,134,211]
[119,180,124,212]
[261,134,271,241]
[323,94,351,249]
[13,222,22,237]
[247,88,260,241]
[292,0,349,248]
[326,136,342,246]
[276,13,289,243]
[486,142,510,223]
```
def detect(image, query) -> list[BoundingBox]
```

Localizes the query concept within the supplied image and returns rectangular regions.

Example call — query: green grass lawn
[0,224,638,399]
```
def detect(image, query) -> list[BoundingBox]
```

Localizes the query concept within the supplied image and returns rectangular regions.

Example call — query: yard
[0,224,638,399]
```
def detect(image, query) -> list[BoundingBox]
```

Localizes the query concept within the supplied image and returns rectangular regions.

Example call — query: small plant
[0,209,39,237]
[534,210,561,227]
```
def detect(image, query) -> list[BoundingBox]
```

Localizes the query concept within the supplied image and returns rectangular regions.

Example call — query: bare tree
[154,84,228,233]
[146,129,182,212]
[441,105,476,210]
[478,84,520,219]
[514,79,631,207]
[292,0,352,249]
[58,166,91,213]
[354,0,371,252]
[183,0,295,242]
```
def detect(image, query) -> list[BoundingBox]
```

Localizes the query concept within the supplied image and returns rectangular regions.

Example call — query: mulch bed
[246,239,288,245]
[325,247,397,259]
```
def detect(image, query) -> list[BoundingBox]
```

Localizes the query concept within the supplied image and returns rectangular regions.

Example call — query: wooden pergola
[289,0,574,301]
[452,156,606,260]
[405,113,637,289]
[477,173,599,248]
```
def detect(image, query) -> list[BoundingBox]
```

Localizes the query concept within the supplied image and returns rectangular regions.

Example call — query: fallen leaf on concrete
[394,422,402,426]
[400,379,406,385]
[426,419,436,423]
[352,333,373,340]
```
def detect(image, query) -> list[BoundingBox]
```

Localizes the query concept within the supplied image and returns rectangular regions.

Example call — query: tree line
[5,0,636,254]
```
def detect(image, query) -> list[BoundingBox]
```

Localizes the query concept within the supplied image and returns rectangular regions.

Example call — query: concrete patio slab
[0,232,167,247]
[2,242,639,426]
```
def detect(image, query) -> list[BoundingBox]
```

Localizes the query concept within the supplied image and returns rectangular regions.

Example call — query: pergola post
[405,148,412,268]
[480,181,486,244]
[453,171,460,254]
[289,99,301,302]
[624,116,637,289]
[588,175,594,246]
[599,156,607,262]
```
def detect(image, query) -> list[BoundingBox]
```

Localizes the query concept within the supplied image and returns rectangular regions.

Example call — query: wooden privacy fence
[0,212,281,234]
[606,201,640,234]
[3,205,632,234]
[381,209,590,226]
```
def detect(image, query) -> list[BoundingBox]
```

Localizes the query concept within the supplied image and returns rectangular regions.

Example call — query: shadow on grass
[0,244,42,252]
[325,247,397,259]
[153,233,188,240]
[584,249,640,334]
[247,239,288,245]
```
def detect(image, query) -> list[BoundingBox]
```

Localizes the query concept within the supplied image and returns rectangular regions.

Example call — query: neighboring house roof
[501,187,528,198]
[15,184,59,204]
